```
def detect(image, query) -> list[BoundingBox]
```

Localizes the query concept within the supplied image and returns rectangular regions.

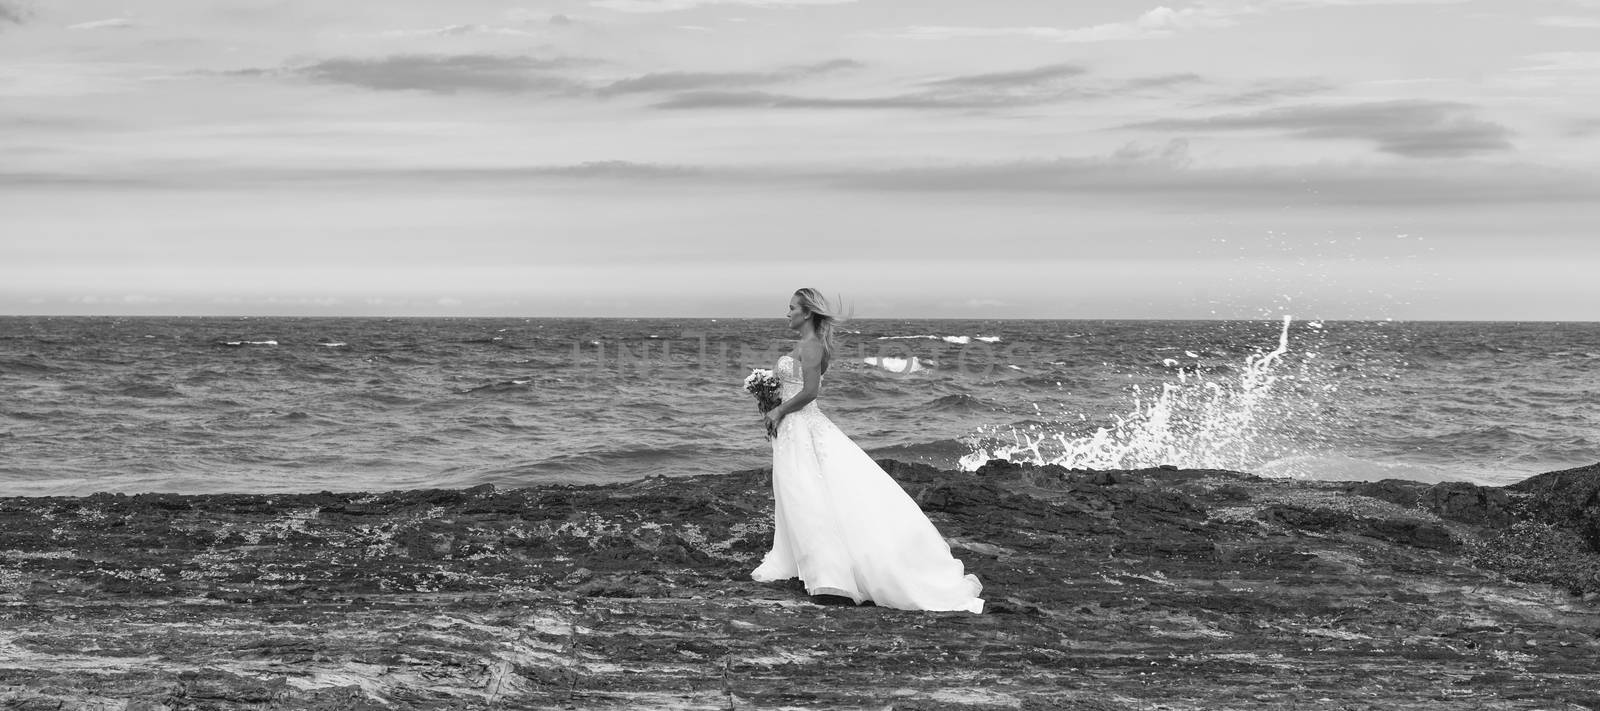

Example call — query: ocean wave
[181,368,233,384]
[117,383,185,399]
[863,438,974,468]
[863,356,927,374]
[918,393,997,413]
[350,391,423,407]
[1016,376,1070,389]
[825,380,914,400]
[876,335,1001,345]
[461,379,537,396]
[218,340,279,347]
[0,355,61,373]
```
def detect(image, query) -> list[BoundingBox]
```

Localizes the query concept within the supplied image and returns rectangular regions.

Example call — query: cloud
[377,24,540,39]
[1515,51,1600,72]
[885,22,1168,43]
[257,54,589,94]
[0,114,104,130]
[883,6,1246,43]
[1125,100,1514,158]
[884,1,1472,44]
[1535,15,1600,27]
[654,62,1092,110]
[653,87,1082,110]
[1263,0,1470,5]
[1,1,28,25]
[13,152,1597,211]
[1136,5,1243,31]
[523,160,705,179]
[1120,73,1208,91]
[1204,78,1337,105]
[239,54,858,98]
[67,17,136,30]
[1569,117,1600,137]
[1111,138,1194,168]
[824,156,1599,208]
[502,9,580,26]
[590,0,856,12]
[0,160,716,192]
[600,59,860,95]
[918,63,1088,90]
[651,90,997,110]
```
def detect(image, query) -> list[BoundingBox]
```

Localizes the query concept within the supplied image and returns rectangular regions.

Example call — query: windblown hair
[794,287,845,359]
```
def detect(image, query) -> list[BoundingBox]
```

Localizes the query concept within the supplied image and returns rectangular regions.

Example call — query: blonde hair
[794,287,843,359]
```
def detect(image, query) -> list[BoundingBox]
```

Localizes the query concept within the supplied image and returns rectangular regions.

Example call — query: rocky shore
[3,460,1600,710]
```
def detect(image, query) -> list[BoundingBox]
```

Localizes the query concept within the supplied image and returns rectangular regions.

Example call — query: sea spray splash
[960,316,1323,472]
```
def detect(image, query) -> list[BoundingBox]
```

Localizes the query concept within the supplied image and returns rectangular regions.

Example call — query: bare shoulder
[796,338,826,372]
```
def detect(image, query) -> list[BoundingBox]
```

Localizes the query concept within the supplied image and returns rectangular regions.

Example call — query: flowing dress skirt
[752,397,984,613]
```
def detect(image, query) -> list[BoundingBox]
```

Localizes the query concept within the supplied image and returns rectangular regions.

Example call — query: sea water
[1,316,1595,495]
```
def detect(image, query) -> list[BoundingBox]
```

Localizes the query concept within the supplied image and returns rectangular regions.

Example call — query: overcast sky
[2,0,1597,319]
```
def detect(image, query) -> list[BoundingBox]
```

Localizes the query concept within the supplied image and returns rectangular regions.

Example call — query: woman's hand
[763,408,784,437]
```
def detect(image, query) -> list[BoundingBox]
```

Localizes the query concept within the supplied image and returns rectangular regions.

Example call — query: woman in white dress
[753,288,984,613]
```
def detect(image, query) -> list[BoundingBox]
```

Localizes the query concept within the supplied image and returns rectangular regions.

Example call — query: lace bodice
[776,355,822,412]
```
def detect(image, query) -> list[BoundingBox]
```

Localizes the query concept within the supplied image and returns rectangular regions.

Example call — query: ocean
[1,316,1595,496]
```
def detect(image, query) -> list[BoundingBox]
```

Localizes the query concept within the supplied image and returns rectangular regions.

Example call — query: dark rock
[2,459,1599,709]
[1361,518,1458,551]
[1263,505,1353,531]
[1351,479,1426,509]
[1211,484,1253,502]
[972,458,1026,477]
[1085,470,1119,486]
[1421,481,1514,528]
[1509,461,1600,550]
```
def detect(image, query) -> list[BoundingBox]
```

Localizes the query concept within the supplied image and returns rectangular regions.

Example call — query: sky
[2,0,1597,320]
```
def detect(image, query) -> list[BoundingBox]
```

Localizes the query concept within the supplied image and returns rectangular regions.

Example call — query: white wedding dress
[751,354,984,613]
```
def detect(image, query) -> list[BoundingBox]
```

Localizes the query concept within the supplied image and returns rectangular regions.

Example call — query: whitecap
[863,356,926,373]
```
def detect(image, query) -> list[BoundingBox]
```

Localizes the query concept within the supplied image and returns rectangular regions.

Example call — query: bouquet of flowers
[743,368,782,439]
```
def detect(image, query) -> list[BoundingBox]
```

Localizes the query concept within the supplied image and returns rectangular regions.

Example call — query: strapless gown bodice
[775,355,822,423]
[752,353,983,613]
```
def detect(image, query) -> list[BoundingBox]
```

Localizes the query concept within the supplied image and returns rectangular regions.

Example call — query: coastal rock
[1421,480,1515,528]
[2,461,1599,709]
[1510,461,1600,547]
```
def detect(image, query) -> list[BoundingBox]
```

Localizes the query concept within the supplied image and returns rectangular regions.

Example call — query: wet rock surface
[3,460,1600,710]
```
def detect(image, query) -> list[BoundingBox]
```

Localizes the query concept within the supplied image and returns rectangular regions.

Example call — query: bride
[752,288,984,613]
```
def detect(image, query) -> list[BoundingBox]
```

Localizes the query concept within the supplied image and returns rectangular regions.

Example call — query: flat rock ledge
[4,460,1600,710]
